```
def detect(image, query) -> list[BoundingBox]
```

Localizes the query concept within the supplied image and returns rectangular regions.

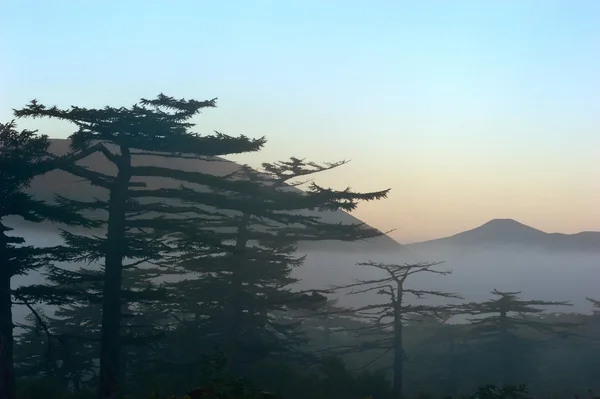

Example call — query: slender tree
[332,261,463,398]
[14,95,266,399]
[0,121,91,399]
[463,290,576,385]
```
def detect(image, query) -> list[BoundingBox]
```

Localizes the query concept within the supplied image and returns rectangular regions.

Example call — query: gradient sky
[2,1,599,243]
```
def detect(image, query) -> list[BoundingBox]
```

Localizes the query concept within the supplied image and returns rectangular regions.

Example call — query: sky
[2,1,599,243]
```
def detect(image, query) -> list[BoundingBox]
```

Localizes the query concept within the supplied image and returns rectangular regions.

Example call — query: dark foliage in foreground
[1,121,92,399]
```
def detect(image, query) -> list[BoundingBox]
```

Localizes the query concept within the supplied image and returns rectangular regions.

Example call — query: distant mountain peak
[482,218,525,226]
[475,218,543,233]
[444,218,545,244]
[412,218,600,252]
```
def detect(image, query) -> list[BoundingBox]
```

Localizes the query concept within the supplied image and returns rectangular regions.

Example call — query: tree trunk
[225,213,250,375]
[447,337,458,398]
[0,268,15,399]
[119,303,130,396]
[393,285,404,399]
[499,309,511,386]
[97,147,131,399]
[72,372,81,393]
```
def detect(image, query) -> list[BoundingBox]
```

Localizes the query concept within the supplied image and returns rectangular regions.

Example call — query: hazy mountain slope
[409,219,600,252]
[14,139,400,252]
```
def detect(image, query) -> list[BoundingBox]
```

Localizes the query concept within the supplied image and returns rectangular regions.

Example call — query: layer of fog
[9,225,600,328]
[297,245,599,317]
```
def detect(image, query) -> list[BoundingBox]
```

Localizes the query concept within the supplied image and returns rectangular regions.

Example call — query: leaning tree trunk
[98,148,131,399]
[0,267,15,399]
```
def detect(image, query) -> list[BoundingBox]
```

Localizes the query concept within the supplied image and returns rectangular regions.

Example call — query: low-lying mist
[10,224,600,327]
[294,245,599,316]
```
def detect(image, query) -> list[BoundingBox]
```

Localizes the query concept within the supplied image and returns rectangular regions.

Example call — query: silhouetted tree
[332,261,463,398]
[14,94,266,399]
[463,290,576,385]
[160,158,390,375]
[0,121,91,399]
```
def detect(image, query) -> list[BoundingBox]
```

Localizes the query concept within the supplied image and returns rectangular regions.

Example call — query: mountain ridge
[409,218,600,252]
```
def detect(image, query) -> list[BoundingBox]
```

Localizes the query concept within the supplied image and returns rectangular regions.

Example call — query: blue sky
[2,1,599,242]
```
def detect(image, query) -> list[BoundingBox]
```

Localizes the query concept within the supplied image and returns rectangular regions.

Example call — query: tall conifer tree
[14,95,265,399]
[156,158,390,376]
[0,121,90,399]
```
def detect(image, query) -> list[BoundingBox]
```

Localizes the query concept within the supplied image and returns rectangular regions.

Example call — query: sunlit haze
[2,0,599,243]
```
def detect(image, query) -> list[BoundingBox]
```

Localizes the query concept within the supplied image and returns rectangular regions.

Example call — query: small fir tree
[463,289,576,385]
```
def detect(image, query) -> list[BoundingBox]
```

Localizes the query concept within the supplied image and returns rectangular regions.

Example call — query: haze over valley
[3,2,600,397]
[9,211,599,324]
[7,147,599,322]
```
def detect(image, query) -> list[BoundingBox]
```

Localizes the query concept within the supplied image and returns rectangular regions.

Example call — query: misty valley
[1,96,599,399]
[11,220,599,323]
